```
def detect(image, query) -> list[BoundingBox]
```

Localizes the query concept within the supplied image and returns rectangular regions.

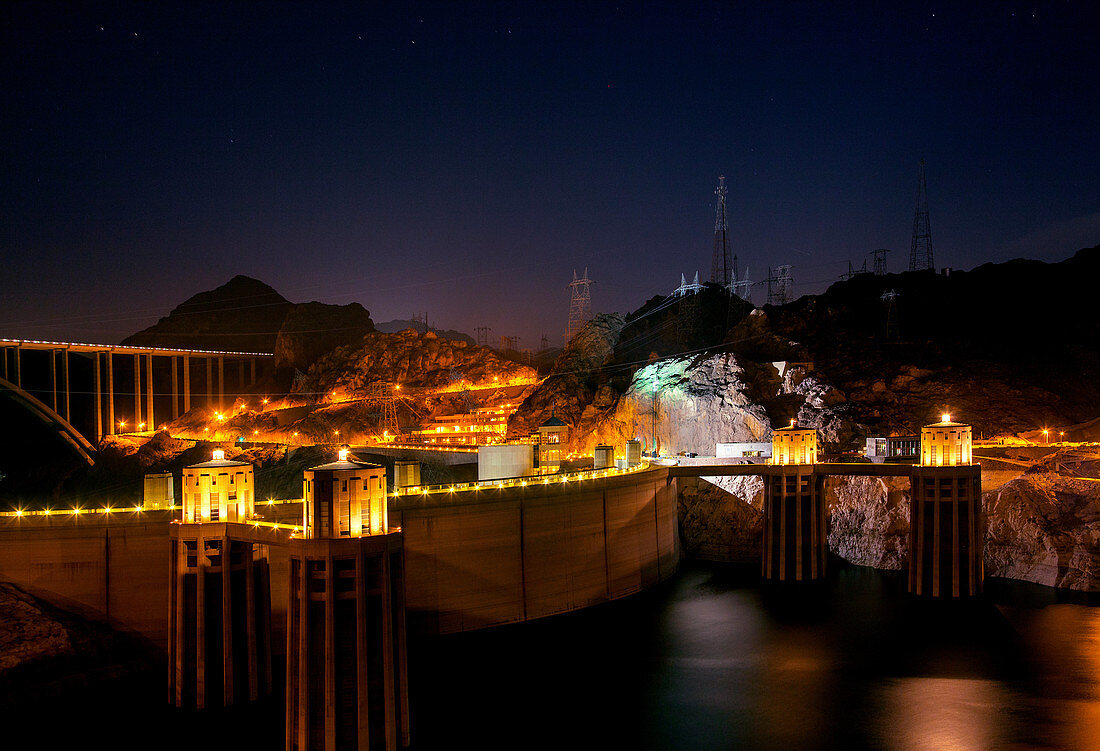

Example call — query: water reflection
[875,677,1008,751]
[406,564,1100,751]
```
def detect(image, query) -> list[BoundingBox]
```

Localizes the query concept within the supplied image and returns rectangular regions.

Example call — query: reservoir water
[411,563,1100,751]
[8,561,1100,750]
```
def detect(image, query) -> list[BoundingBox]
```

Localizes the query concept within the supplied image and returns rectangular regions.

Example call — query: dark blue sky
[3,1,1098,348]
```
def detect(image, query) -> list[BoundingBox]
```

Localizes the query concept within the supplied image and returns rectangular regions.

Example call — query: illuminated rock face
[985,456,1100,590]
[824,475,910,570]
[586,354,854,457]
[509,313,626,438]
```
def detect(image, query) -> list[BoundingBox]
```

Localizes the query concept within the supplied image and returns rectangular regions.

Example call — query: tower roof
[540,415,567,428]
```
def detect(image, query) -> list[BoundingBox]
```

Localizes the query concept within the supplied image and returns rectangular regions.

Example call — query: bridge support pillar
[218,356,225,410]
[908,465,983,597]
[50,348,57,412]
[237,359,245,401]
[94,352,102,441]
[171,356,179,420]
[762,466,826,582]
[250,357,257,386]
[183,354,191,413]
[206,357,213,410]
[286,533,410,751]
[133,353,141,429]
[169,522,273,709]
[146,352,154,430]
[107,351,115,435]
[14,345,20,388]
[63,349,70,422]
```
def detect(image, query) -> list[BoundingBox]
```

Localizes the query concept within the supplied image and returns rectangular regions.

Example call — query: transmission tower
[710,176,738,287]
[567,268,594,341]
[840,259,869,281]
[909,159,934,271]
[674,272,703,346]
[539,334,550,352]
[766,265,793,305]
[871,248,890,276]
[881,289,900,340]
[411,312,428,335]
[731,267,753,304]
[475,326,492,348]
[363,382,401,437]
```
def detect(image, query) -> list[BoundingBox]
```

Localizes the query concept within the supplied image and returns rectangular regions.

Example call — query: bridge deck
[0,337,273,357]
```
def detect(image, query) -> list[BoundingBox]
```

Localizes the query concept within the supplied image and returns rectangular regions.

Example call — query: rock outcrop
[274,301,375,373]
[295,329,536,395]
[984,449,1100,590]
[824,475,910,570]
[508,313,625,439]
[0,584,72,673]
[123,275,377,372]
[585,353,858,456]
[678,476,763,563]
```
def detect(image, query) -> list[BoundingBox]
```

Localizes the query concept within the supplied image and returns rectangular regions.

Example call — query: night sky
[3,2,1098,348]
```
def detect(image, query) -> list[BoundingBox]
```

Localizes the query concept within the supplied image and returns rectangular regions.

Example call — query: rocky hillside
[295,328,536,395]
[507,313,625,440]
[375,319,475,346]
[123,275,375,373]
[759,244,1100,435]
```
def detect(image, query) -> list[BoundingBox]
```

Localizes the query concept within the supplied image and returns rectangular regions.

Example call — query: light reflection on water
[411,563,1100,751]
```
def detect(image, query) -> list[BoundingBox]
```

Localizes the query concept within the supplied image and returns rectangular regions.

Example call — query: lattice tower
[475,326,491,348]
[710,176,738,287]
[909,160,934,271]
[767,265,793,305]
[872,249,890,276]
[567,268,594,341]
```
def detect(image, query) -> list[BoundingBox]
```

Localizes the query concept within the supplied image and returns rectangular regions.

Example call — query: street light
[1042,429,1049,445]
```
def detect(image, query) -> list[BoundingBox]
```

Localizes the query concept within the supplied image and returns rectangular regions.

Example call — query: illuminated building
[409,404,516,445]
[143,471,174,510]
[287,447,410,750]
[771,422,817,465]
[865,435,920,463]
[394,459,421,489]
[169,450,272,709]
[302,447,388,537]
[762,423,826,581]
[537,412,568,475]
[593,444,613,469]
[909,415,982,597]
[625,439,642,466]
[478,443,535,481]
[181,448,255,523]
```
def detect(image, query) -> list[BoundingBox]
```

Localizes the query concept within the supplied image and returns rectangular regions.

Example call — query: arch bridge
[0,339,274,462]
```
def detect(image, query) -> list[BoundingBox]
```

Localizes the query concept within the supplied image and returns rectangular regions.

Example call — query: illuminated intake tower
[286,448,410,751]
[169,449,273,708]
[762,423,826,581]
[908,415,983,597]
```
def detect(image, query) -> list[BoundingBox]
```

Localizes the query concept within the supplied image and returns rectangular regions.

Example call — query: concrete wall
[396,466,679,634]
[0,468,679,647]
